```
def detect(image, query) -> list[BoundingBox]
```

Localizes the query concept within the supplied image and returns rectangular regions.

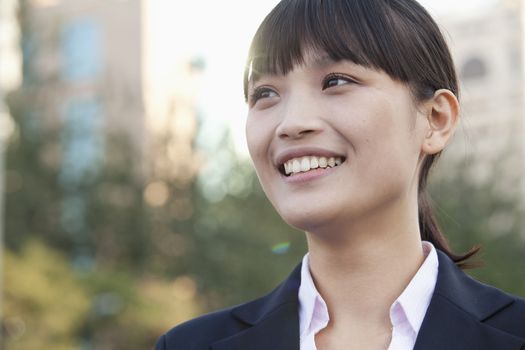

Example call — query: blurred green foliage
[4,240,90,350]
[430,154,525,295]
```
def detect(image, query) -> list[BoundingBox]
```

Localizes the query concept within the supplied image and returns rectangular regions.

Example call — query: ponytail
[418,155,480,269]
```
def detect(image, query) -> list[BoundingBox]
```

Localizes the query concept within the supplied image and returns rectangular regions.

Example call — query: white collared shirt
[298,241,439,350]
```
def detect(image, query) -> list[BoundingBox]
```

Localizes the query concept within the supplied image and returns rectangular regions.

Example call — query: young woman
[156,0,525,349]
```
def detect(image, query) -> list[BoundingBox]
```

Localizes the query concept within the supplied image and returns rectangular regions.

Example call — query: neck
[305,199,425,328]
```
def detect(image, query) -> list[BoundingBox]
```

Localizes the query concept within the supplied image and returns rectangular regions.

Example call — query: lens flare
[271,242,291,254]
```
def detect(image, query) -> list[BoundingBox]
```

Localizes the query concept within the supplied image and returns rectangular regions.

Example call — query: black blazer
[156,250,525,349]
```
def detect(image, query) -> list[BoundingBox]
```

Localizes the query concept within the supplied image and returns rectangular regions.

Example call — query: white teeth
[283,155,344,175]
[292,159,301,173]
[310,157,319,169]
[301,157,310,172]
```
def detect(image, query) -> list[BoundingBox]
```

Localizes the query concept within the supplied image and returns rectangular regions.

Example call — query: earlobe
[422,89,460,155]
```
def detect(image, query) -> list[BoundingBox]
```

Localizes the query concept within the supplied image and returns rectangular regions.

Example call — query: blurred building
[438,0,525,222]
[10,0,207,258]
[21,0,145,152]
[14,0,145,268]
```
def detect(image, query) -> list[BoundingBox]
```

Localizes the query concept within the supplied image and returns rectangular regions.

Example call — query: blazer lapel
[211,264,302,350]
[211,251,525,350]
[414,251,525,350]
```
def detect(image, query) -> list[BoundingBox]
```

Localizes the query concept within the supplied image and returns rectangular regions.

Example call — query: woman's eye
[322,74,356,90]
[250,87,278,105]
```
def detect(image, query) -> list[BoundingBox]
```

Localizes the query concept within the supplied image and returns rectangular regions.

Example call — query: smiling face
[245,50,430,233]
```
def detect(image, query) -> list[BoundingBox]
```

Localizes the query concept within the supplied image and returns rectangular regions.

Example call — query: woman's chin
[278,208,341,233]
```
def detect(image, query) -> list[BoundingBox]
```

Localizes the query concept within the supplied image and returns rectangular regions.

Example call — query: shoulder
[484,288,525,338]
[434,250,525,339]
[155,263,303,350]
[154,306,249,350]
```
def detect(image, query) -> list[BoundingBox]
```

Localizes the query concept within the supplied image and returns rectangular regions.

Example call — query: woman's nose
[275,96,323,140]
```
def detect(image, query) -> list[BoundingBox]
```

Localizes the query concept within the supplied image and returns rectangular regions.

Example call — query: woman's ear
[421,89,460,155]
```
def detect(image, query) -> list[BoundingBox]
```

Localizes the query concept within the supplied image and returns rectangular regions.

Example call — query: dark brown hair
[243,0,479,267]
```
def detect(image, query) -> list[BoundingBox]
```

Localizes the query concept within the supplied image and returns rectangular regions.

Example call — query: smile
[280,156,345,176]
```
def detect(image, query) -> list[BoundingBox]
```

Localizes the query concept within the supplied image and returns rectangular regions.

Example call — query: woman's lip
[274,147,346,167]
[281,164,340,184]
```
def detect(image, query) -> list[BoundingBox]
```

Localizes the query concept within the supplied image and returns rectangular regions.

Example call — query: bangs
[243,0,449,101]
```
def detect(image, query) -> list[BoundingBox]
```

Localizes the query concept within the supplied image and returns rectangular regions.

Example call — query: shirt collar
[391,241,438,335]
[298,252,328,338]
[298,241,439,339]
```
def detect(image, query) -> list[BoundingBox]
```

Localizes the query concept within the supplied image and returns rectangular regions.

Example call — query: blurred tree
[3,92,192,348]
[2,239,203,349]
[4,90,153,269]
[3,89,65,251]
[182,147,307,309]
[3,240,90,350]
[430,153,525,295]
[145,128,307,310]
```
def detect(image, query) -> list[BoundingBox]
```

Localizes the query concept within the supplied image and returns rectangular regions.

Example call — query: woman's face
[245,50,429,232]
